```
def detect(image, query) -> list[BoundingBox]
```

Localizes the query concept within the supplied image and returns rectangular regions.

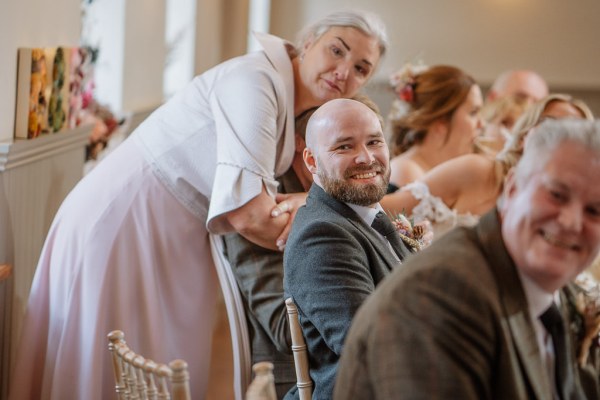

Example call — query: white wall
[270,0,600,88]
[122,0,166,111]
[0,0,81,141]
[86,0,166,112]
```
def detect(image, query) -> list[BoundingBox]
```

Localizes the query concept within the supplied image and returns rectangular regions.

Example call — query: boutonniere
[568,273,600,367]
[389,212,433,251]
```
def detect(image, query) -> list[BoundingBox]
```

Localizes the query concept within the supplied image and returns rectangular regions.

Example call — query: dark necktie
[539,303,577,400]
[371,211,404,260]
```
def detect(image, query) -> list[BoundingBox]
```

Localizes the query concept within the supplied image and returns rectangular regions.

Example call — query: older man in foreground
[335,119,600,399]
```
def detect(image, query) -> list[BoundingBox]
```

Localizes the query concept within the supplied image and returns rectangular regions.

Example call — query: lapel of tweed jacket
[308,184,402,269]
[476,209,553,400]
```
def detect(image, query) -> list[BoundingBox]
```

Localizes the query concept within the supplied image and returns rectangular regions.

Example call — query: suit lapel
[308,185,402,269]
[346,218,402,270]
[477,210,553,400]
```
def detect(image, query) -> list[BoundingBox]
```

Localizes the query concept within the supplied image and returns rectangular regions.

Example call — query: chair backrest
[285,297,313,400]
[209,234,252,400]
[245,362,277,400]
[107,330,191,400]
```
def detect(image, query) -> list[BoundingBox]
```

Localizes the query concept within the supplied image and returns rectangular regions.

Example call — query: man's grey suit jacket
[334,209,589,399]
[283,183,411,400]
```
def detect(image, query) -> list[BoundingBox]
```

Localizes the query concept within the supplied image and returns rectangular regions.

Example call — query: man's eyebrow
[331,131,383,144]
[332,135,354,144]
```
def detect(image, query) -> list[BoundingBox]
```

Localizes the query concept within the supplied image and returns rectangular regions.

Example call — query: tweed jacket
[283,184,410,399]
[334,209,589,399]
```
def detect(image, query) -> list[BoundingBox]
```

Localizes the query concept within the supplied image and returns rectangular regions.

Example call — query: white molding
[0,125,92,172]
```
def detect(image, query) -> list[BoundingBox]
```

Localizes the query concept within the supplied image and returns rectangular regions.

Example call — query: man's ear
[303,148,318,174]
[295,134,306,154]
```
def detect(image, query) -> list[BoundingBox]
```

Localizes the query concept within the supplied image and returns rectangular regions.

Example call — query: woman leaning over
[9,10,388,400]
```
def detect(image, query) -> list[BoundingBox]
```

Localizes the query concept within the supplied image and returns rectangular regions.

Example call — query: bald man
[487,69,549,105]
[283,98,412,399]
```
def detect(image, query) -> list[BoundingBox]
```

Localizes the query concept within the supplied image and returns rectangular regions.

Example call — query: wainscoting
[0,125,91,399]
[0,105,155,399]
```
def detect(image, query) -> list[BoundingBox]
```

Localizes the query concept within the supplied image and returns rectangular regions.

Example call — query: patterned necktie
[539,302,576,400]
[371,211,404,260]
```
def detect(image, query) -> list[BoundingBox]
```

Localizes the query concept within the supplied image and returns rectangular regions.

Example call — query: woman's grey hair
[296,10,388,58]
[515,119,600,183]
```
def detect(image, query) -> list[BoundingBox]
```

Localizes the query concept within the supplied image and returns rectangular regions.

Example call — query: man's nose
[558,202,583,232]
[355,146,375,164]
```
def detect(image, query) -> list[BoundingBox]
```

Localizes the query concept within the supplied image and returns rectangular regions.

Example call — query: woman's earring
[299,54,304,63]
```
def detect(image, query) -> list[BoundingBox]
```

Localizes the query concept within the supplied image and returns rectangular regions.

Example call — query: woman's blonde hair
[496,93,594,173]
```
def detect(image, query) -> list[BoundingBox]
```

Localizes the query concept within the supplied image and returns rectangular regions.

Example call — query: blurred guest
[478,94,528,155]
[486,69,549,105]
[387,65,484,189]
[335,119,600,399]
[284,98,412,399]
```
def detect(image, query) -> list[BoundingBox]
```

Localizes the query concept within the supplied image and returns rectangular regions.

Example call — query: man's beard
[319,163,390,206]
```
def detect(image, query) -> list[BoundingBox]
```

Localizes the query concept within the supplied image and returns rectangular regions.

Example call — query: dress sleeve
[206,65,288,233]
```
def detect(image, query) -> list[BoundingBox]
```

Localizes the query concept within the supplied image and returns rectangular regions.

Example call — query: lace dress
[402,181,480,239]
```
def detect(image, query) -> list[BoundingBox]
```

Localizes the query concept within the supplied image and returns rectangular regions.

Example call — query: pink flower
[398,85,414,103]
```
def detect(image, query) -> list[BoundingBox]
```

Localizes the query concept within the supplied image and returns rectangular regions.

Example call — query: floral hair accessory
[389,211,433,251]
[389,61,429,104]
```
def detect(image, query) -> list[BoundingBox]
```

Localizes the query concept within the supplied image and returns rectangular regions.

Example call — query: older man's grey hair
[296,10,388,58]
[514,119,600,184]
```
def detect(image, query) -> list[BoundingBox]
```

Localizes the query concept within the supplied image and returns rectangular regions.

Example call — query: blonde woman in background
[478,94,529,155]
[381,93,594,238]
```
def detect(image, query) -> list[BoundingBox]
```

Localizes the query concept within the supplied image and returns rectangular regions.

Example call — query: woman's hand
[271,192,308,250]
[225,187,291,251]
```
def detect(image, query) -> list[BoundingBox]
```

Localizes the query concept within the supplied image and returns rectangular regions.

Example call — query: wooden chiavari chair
[285,297,313,400]
[107,330,191,400]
